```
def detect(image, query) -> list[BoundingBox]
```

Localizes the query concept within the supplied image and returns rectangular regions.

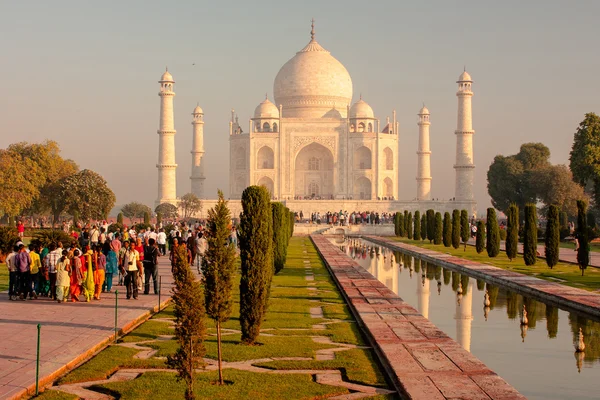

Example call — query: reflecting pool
[331,236,600,400]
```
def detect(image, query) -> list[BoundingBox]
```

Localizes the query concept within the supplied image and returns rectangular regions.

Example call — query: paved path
[0,256,174,400]
[311,235,524,400]
[369,236,600,319]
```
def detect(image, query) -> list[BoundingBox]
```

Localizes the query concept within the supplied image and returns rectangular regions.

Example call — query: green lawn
[392,238,600,292]
[55,237,396,399]
[559,241,600,253]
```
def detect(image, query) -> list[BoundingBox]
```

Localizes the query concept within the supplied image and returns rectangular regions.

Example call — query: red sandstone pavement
[370,236,600,318]
[311,235,525,400]
[0,257,173,400]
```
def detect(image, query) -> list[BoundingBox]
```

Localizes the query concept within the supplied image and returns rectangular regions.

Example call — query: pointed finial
[423,102,425,107]
[464,65,466,72]
[166,66,168,72]
[265,93,268,100]
[311,18,315,40]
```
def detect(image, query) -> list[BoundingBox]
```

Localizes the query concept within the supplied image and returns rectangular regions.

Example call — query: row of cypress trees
[394,208,470,250]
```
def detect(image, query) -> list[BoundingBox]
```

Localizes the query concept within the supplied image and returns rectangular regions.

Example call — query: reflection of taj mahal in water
[155,21,476,215]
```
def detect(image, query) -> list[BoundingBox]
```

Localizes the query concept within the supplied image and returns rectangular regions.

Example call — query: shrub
[475,220,486,253]
[107,222,124,234]
[0,226,18,261]
[398,213,405,237]
[451,210,460,249]
[523,204,538,266]
[427,209,435,243]
[577,200,589,276]
[144,211,150,225]
[413,211,421,240]
[134,223,152,232]
[442,212,451,247]
[420,213,427,240]
[506,204,519,261]
[31,230,73,248]
[407,212,413,239]
[117,212,124,225]
[460,210,469,250]
[434,212,442,245]
[499,229,507,241]
[545,205,560,269]
[486,208,500,257]
[271,202,288,274]
[403,211,409,236]
[394,212,401,237]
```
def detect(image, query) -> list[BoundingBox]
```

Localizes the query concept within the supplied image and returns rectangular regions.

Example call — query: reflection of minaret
[455,283,473,351]
[417,274,430,319]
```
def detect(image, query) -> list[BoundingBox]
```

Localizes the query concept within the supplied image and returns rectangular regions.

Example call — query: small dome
[419,105,429,115]
[254,97,279,119]
[193,105,203,114]
[457,70,472,82]
[349,98,374,119]
[160,69,174,82]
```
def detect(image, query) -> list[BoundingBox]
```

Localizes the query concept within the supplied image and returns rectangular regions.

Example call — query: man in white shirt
[124,242,140,300]
[90,226,100,246]
[195,232,208,275]
[157,229,167,255]
[6,246,18,300]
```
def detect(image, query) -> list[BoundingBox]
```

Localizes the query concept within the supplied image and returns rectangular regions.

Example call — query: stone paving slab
[0,257,174,400]
[311,234,525,400]
[367,236,600,319]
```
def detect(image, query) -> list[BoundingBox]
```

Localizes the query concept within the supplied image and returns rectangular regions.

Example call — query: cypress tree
[434,212,443,245]
[398,213,405,237]
[442,212,451,247]
[545,205,560,269]
[427,209,435,243]
[460,209,469,251]
[203,191,237,385]
[407,212,413,239]
[288,210,295,239]
[420,213,427,240]
[238,186,273,344]
[168,243,206,400]
[271,202,288,274]
[394,212,400,236]
[476,220,485,253]
[452,209,460,249]
[486,208,500,257]
[144,211,150,225]
[404,210,409,236]
[117,212,124,225]
[523,204,538,265]
[506,204,519,261]
[577,200,589,276]
[413,211,421,240]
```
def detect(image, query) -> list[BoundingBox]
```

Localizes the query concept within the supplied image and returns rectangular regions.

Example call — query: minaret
[190,104,205,198]
[156,68,177,206]
[455,282,473,352]
[454,69,475,201]
[417,105,432,201]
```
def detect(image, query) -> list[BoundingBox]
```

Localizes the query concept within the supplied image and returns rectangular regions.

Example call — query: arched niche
[354,146,372,169]
[257,146,274,169]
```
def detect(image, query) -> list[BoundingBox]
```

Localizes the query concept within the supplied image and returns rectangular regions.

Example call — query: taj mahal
[154,21,476,217]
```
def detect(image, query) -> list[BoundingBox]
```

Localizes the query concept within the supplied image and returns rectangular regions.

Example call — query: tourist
[29,244,41,299]
[230,226,238,247]
[117,240,130,285]
[134,237,145,292]
[70,249,83,302]
[99,227,107,244]
[143,238,159,295]
[82,246,95,302]
[104,246,118,293]
[169,238,180,272]
[14,244,31,300]
[94,245,106,300]
[6,245,19,301]
[90,225,100,246]
[55,250,71,303]
[17,220,25,239]
[124,241,141,300]
[157,228,167,255]
[195,231,207,275]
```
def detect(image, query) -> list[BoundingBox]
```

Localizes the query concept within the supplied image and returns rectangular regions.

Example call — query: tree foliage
[434,212,442,245]
[413,211,420,240]
[203,190,236,385]
[486,208,500,257]
[475,220,486,254]
[451,210,460,249]
[403,211,409,236]
[238,186,273,344]
[394,212,400,236]
[155,202,179,220]
[0,150,41,217]
[61,170,116,222]
[420,213,427,240]
[117,212,124,225]
[271,202,289,274]
[442,212,451,247]
[180,193,202,219]
[506,204,519,261]
[460,210,469,250]
[427,209,435,243]
[0,226,18,261]
[577,200,589,276]
[570,113,600,207]
[407,212,413,239]
[545,205,560,269]
[523,204,538,265]
[398,213,405,237]
[121,202,151,222]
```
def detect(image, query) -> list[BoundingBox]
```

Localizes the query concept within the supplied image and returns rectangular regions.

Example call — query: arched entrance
[294,143,334,199]
[257,176,274,198]
[354,177,372,200]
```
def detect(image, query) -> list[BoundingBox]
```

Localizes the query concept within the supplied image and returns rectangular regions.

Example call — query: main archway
[294,142,334,199]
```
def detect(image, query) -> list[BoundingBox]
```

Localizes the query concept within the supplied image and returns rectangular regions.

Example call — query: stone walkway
[369,236,600,319]
[0,256,174,400]
[311,234,525,400]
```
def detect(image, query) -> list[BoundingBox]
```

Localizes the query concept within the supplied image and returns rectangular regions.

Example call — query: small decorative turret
[575,328,586,352]
[483,290,491,307]
[484,306,490,321]
[520,304,528,326]
[437,280,442,295]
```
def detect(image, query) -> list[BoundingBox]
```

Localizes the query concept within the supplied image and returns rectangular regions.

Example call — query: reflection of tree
[486,284,499,309]
[476,279,485,291]
[393,251,401,265]
[461,274,470,291]
[506,291,519,320]
[523,297,539,329]
[443,269,451,285]
[545,306,559,338]
[434,266,442,281]
[414,258,421,273]
[403,254,411,269]
[451,272,460,292]
[426,263,435,280]
[569,313,600,362]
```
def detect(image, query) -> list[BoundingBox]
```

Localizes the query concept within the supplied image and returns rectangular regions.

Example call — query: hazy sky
[2,0,599,212]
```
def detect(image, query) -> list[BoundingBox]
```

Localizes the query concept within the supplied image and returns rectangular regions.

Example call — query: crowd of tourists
[296,210,395,225]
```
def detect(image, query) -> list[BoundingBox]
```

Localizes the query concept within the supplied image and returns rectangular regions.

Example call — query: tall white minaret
[417,105,432,201]
[454,69,475,201]
[156,68,178,206]
[455,282,473,352]
[190,104,205,198]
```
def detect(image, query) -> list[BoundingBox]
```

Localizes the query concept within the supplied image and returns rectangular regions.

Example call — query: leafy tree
[155,203,179,220]
[506,204,519,261]
[434,212,442,245]
[451,210,460,249]
[61,170,116,222]
[271,202,288,274]
[460,210,469,250]
[180,193,202,220]
[0,150,43,218]
[203,191,236,385]
[533,165,587,217]
[486,208,500,257]
[442,212,451,247]
[545,205,560,269]
[121,202,151,223]
[475,220,486,253]
[426,209,435,243]
[413,211,420,240]
[144,211,150,225]
[420,213,427,240]
[569,113,600,207]
[577,200,589,276]
[398,213,405,237]
[117,212,124,225]
[168,244,206,400]
[238,186,273,344]
[523,204,538,265]
[407,212,413,239]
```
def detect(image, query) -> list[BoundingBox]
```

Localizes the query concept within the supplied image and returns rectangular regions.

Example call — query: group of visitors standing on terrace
[301,210,395,225]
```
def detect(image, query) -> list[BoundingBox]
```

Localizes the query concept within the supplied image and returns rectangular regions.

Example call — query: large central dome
[273,27,353,118]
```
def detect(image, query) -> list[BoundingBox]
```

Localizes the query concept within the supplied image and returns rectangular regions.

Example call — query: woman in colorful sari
[82,245,95,302]
[94,245,106,300]
[70,249,84,302]
[103,247,118,293]
[55,250,71,303]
